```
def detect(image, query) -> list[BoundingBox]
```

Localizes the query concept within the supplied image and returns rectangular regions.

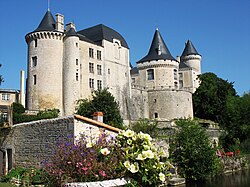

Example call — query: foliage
[240,138,250,154]
[193,72,236,124]
[12,103,25,114]
[13,109,59,124]
[131,118,159,137]
[42,133,125,186]
[117,129,172,186]
[0,167,28,183]
[169,119,222,180]
[76,88,124,129]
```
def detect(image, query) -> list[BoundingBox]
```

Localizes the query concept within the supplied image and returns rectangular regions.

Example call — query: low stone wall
[222,155,250,173]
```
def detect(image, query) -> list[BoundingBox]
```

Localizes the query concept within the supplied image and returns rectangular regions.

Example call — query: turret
[180,40,202,74]
[137,29,179,89]
[25,10,64,113]
[63,23,80,115]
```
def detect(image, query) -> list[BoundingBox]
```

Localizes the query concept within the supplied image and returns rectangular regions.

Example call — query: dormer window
[113,39,121,59]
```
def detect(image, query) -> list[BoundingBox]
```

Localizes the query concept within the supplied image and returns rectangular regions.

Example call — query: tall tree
[76,88,123,129]
[193,72,236,125]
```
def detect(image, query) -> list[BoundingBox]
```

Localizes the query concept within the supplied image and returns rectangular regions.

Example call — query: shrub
[131,118,159,137]
[117,129,172,186]
[169,119,222,180]
[12,103,25,114]
[42,133,125,186]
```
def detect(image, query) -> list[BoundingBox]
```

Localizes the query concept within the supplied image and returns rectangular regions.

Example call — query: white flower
[136,153,146,160]
[143,145,150,150]
[142,150,154,159]
[127,139,132,145]
[138,132,152,141]
[86,142,93,148]
[123,161,131,169]
[124,129,135,138]
[100,148,110,155]
[159,172,165,182]
[129,162,139,173]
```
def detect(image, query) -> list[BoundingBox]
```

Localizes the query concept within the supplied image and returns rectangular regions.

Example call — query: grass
[0,183,16,187]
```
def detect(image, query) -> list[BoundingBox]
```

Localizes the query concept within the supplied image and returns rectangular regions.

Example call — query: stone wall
[2,116,75,168]
[1,115,120,169]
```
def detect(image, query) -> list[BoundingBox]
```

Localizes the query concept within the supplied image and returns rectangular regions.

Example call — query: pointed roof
[179,61,191,70]
[65,27,78,37]
[35,10,56,32]
[137,29,176,63]
[181,40,200,57]
[78,24,129,48]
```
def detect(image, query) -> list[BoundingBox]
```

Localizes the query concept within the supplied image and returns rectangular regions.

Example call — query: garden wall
[0,115,120,171]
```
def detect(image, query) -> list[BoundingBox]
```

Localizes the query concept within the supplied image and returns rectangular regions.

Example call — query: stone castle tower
[25,10,131,117]
[25,9,201,121]
[130,29,201,120]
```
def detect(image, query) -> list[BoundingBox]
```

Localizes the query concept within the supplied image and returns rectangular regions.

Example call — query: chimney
[20,70,25,107]
[56,13,64,32]
[93,112,103,123]
[66,22,76,32]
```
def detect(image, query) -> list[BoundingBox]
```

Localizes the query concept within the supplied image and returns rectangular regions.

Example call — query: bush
[42,133,125,186]
[240,138,250,154]
[169,119,222,180]
[117,129,172,186]
[12,103,25,114]
[131,118,159,137]
[13,109,59,124]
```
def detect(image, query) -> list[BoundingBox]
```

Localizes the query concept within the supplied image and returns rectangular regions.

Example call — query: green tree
[193,72,236,125]
[170,119,221,180]
[76,88,123,129]
[12,102,25,114]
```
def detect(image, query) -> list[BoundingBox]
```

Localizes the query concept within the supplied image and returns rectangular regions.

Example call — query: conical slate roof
[181,40,200,57]
[35,10,56,32]
[66,27,78,37]
[137,29,176,63]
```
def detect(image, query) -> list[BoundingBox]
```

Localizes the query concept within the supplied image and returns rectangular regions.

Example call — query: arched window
[147,69,154,80]
[113,39,121,59]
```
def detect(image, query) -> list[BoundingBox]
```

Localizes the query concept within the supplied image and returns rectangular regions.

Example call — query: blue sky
[0,0,249,95]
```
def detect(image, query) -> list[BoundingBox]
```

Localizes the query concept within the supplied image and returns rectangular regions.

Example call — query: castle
[25,10,202,121]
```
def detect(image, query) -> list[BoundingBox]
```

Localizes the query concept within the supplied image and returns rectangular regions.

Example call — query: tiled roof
[181,40,200,57]
[35,10,56,32]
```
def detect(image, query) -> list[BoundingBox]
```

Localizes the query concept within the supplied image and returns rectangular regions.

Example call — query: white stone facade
[25,11,201,121]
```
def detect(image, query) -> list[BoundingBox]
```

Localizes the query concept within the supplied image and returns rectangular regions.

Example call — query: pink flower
[67,161,71,164]
[82,167,88,171]
[99,170,106,177]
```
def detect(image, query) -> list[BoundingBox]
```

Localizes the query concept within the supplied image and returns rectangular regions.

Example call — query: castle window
[154,99,157,103]
[108,68,110,74]
[154,113,158,118]
[97,50,102,60]
[89,78,94,89]
[33,75,37,85]
[89,48,94,58]
[76,59,79,65]
[114,40,120,59]
[97,65,102,75]
[2,93,10,101]
[97,80,102,90]
[174,69,178,80]
[34,39,37,47]
[179,80,183,88]
[76,73,79,81]
[89,63,94,73]
[76,42,78,47]
[179,73,183,80]
[132,78,135,83]
[32,56,37,67]
[174,81,178,89]
[147,69,154,80]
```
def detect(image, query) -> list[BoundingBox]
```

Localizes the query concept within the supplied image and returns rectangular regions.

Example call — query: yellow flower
[100,148,110,155]
[159,172,165,182]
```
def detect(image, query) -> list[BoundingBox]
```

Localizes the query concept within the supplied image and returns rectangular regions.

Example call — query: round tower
[180,40,202,74]
[63,23,81,115]
[25,10,64,113]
